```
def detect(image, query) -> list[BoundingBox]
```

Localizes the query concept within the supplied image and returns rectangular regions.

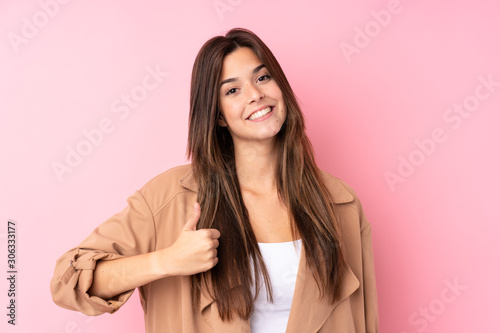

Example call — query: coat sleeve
[50,189,156,315]
[357,198,379,332]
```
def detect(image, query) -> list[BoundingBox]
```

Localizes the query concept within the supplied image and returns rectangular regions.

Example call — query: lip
[246,105,274,120]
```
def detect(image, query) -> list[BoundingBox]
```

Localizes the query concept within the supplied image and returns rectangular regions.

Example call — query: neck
[233,139,279,193]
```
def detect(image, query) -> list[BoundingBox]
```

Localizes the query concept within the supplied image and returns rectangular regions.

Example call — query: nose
[245,82,264,104]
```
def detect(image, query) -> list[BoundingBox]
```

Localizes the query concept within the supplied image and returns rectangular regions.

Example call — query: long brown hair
[187,28,347,321]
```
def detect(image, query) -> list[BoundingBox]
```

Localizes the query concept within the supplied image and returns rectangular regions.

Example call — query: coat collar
[180,166,359,332]
[178,167,198,193]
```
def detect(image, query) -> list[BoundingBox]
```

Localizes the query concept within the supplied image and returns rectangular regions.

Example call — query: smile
[247,106,273,120]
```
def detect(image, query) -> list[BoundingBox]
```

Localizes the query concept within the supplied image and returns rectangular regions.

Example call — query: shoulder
[319,169,370,230]
[138,164,197,216]
[318,168,359,205]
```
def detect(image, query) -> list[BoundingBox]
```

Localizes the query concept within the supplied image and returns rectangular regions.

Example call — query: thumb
[183,202,201,231]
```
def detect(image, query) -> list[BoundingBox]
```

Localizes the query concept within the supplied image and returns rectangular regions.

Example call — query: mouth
[247,106,273,120]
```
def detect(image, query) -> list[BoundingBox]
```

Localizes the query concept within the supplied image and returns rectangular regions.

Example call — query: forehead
[220,47,262,78]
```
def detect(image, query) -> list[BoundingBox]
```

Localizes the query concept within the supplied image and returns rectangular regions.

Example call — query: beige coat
[50,164,379,332]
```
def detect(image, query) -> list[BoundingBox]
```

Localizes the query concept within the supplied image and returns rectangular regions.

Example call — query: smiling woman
[50,28,379,333]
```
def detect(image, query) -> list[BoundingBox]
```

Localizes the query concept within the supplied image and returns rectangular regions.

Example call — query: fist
[165,202,220,276]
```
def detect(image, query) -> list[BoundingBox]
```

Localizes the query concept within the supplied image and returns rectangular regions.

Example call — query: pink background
[1,0,499,332]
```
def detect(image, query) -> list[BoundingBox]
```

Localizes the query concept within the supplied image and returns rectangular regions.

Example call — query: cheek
[219,101,241,123]
[219,99,231,115]
[269,84,284,103]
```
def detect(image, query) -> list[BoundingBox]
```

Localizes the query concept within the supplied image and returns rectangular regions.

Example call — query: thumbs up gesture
[164,202,221,276]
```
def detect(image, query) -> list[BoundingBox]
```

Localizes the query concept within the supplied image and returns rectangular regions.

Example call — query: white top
[250,239,302,333]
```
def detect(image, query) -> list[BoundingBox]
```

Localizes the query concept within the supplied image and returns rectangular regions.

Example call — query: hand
[164,202,220,276]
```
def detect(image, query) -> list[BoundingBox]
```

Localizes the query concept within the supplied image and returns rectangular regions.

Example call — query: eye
[257,74,271,82]
[225,87,238,95]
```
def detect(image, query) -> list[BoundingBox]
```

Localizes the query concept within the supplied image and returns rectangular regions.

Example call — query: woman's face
[218,47,286,147]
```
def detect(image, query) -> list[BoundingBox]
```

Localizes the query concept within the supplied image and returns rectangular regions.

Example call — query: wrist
[151,247,176,278]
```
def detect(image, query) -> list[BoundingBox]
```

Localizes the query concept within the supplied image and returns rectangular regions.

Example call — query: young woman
[51,28,379,332]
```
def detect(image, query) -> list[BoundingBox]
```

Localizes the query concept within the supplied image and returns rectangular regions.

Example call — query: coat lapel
[199,277,252,332]
[285,248,360,332]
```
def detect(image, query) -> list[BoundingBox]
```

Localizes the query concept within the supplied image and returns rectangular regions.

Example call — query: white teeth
[248,106,272,120]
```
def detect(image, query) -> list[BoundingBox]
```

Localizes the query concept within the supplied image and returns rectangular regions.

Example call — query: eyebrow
[219,64,266,88]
